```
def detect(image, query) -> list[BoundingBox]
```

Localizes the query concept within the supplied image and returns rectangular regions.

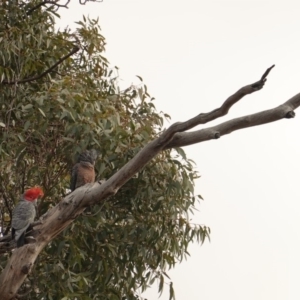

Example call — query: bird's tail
[17,232,25,248]
[11,228,15,239]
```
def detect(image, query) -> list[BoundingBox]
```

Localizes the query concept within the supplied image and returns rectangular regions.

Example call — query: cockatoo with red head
[11,187,44,247]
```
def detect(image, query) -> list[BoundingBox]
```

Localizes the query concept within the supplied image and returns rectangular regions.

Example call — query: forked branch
[165,92,300,148]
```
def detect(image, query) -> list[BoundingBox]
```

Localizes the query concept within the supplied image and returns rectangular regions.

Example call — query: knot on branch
[21,263,32,275]
[214,132,220,139]
[285,111,295,119]
[73,45,80,52]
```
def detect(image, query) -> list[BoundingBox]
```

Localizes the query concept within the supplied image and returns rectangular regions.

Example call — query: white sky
[58,1,300,299]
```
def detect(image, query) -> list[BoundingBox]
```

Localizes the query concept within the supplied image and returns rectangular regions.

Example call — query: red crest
[24,187,44,201]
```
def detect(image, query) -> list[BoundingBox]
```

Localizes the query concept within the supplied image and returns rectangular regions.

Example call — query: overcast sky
[58,1,300,299]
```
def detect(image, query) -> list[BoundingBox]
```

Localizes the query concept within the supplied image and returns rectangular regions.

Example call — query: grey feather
[77,149,98,165]
[12,199,36,243]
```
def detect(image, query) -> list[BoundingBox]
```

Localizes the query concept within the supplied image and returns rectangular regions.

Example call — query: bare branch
[79,0,103,4]
[1,46,79,85]
[26,0,70,15]
[260,64,275,81]
[166,65,275,133]
[165,93,300,148]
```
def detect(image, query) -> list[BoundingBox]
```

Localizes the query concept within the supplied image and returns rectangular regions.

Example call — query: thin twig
[2,46,79,85]
[0,190,12,221]
[26,0,70,15]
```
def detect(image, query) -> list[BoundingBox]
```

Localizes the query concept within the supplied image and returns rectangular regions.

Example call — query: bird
[11,187,44,247]
[70,149,98,192]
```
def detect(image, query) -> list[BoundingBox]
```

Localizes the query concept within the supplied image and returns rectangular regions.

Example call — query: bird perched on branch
[70,149,98,192]
[12,187,44,248]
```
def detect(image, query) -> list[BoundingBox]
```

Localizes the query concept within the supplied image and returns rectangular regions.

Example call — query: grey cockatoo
[11,187,44,247]
[70,149,98,191]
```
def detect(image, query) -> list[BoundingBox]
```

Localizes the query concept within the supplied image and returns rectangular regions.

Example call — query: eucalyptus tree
[0,1,299,300]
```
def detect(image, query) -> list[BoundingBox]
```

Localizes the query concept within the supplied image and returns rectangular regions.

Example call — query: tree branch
[1,46,79,85]
[163,65,275,133]
[26,0,70,15]
[164,92,300,149]
[79,0,103,4]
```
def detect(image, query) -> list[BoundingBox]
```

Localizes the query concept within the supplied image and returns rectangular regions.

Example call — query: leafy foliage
[0,1,210,299]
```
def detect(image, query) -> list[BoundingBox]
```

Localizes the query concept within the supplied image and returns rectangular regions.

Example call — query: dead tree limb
[1,65,299,299]
[164,65,275,133]
[165,92,300,149]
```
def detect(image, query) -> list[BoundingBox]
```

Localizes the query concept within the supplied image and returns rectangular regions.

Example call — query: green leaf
[24,120,30,131]
[158,274,164,294]
[175,147,187,160]
[169,282,175,300]
[38,107,46,117]
[152,200,162,212]
[23,104,33,110]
